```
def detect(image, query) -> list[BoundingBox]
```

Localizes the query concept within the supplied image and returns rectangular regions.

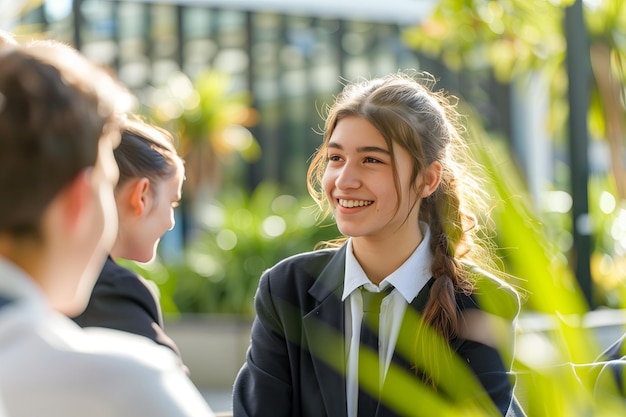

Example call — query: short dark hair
[0,44,128,236]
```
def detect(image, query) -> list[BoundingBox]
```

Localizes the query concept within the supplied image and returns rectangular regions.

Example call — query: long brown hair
[307,71,495,343]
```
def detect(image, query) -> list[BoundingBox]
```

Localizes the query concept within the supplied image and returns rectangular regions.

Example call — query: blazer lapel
[303,246,348,417]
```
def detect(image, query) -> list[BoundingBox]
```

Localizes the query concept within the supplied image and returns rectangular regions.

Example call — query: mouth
[337,199,373,208]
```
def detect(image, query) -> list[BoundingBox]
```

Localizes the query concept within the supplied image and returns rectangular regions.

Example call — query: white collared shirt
[342,223,434,417]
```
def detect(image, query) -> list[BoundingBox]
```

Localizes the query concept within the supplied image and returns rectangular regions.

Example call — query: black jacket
[233,245,520,417]
[72,256,182,359]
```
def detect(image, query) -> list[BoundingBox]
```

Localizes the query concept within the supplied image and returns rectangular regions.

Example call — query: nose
[335,162,360,190]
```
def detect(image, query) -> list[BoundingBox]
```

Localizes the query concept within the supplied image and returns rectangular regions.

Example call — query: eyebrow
[327,142,390,155]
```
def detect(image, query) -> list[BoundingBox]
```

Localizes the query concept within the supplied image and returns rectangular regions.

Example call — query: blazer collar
[308,245,346,302]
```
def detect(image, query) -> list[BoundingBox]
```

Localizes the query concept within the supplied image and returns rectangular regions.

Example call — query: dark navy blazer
[71,256,182,359]
[233,246,520,417]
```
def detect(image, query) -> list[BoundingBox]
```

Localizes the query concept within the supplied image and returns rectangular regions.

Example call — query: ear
[129,178,151,216]
[420,161,442,198]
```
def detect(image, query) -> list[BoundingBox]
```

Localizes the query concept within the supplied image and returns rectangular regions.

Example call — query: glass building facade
[15,0,510,194]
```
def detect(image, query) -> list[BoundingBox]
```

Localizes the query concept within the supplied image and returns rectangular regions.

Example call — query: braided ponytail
[307,71,500,385]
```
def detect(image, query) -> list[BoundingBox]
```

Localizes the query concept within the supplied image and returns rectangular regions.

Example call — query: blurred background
[3,0,626,414]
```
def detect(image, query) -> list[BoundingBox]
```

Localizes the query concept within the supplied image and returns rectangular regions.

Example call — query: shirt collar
[342,239,371,301]
[341,223,434,303]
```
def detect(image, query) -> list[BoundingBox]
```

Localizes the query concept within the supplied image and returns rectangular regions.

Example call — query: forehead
[328,116,389,148]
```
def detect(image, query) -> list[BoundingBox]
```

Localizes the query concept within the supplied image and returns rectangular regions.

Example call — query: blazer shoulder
[99,257,152,288]
[91,258,160,313]
[98,257,140,285]
[264,248,339,280]
[255,248,342,303]
[458,265,520,320]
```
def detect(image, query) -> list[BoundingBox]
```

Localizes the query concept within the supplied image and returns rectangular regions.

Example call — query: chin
[336,224,362,238]
[135,250,157,264]
[135,254,153,264]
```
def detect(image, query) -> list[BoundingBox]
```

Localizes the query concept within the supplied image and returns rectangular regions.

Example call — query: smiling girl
[72,116,185,359]
[233,72,520,417]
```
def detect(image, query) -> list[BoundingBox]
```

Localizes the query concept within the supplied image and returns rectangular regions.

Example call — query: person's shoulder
[98,257,139,282]
[264,248,339,280]
[80,326,179,369]
[45,321,184,382]
[97,258,153,294]
[1,321,212,416]
[256,247,340,296]
[460,264,521,320]
[39,313,177,367]
[272,247,338,268]
[1,313,175,385]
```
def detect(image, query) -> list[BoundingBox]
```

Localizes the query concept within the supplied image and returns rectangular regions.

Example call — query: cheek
[321,169,334,196]
[157,205,174,230]
[395,183,418,215]
[166,207,175,229]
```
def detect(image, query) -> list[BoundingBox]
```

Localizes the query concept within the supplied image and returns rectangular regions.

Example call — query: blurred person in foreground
[0,41,215,416]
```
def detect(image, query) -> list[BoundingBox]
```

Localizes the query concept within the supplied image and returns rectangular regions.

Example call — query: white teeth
[338,199,373,208]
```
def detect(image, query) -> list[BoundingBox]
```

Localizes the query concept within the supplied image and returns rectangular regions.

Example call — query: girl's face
[118,166,183,263]
[322,116,423,246]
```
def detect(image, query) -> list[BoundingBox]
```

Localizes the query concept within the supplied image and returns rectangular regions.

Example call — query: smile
[337,199,373,208]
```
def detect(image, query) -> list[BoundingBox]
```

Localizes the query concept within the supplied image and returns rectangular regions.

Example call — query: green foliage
[589,175,626,308]
[405,0,626,311]
[149,70,259,159]
[463,112,626,415]
[467,118,588,315]
[402,0,571,81]
[144,70,260,199]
